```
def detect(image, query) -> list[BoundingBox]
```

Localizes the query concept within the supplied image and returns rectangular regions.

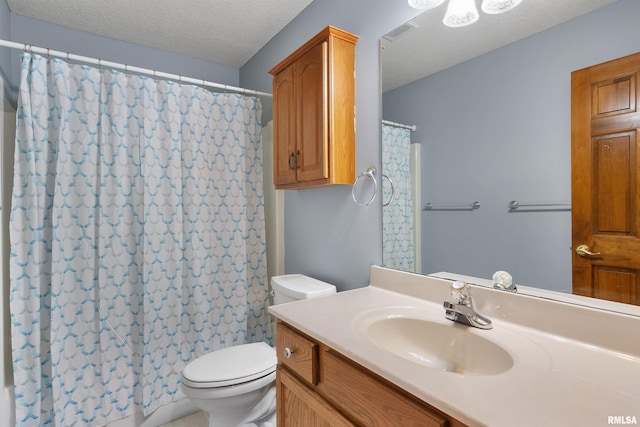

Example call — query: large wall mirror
[381,0,640,312]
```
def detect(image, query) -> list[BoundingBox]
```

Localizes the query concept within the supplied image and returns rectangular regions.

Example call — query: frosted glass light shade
[443,0,479,27]
[481,0,522,14]
[408,0,446,10]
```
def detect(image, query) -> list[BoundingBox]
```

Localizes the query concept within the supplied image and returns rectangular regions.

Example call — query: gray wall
[0,4,13,424]
[383,0,640,292]
[240,0,423,290]
[1,13,240,106]
[0,0,13,105]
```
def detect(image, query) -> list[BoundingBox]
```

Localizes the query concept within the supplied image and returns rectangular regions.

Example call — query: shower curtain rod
[382,119,416,132]
[0,39,272,98]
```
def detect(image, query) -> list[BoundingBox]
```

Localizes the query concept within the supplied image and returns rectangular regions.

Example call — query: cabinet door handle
[296,149,301,170]
[288,152,296,170]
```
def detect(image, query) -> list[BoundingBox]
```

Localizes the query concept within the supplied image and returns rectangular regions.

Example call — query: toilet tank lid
[271,274,336,299]
[182,342,276,387]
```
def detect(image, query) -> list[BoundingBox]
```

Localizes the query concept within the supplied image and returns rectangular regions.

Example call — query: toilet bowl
[180,274,336,427]
[181,342,277,426]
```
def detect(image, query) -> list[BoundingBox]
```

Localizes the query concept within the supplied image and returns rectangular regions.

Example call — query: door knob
[576,244,601,257]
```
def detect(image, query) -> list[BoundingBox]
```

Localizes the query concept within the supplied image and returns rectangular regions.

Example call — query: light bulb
[481,0,522,14]
[408,0,446,10]
[443,0,479,28]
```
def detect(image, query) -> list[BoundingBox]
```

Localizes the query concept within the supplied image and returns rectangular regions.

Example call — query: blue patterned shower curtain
[382,124,415,272]
[10,52,270,426]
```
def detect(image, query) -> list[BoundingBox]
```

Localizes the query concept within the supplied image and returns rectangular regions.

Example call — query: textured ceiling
[382,0,620,92]
[6,0,314,68]
[6,0,620,87]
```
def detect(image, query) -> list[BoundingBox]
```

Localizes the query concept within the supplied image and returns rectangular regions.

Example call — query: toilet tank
[271,274,336,305]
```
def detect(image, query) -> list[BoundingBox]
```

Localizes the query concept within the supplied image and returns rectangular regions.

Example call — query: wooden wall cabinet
[275,322,467,427]
[269,26,358,189]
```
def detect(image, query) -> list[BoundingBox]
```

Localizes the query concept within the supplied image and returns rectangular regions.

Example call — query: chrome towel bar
[423,201,480,211]
[508,200,571,211]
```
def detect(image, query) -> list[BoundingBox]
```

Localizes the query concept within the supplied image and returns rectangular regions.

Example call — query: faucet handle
[451,281,472,306]
[493,270,517,292]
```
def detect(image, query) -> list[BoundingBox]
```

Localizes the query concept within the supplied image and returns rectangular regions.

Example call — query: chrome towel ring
[352,167,378,207]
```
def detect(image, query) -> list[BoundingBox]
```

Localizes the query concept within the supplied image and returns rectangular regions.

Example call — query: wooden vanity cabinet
[277,367,356,426]
[275,322,467,427]
[269,26,357,189]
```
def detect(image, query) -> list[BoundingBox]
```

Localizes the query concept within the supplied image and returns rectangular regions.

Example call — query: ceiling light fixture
[443,0,479,27]
[409,0,522,28]
[408,0,446,9]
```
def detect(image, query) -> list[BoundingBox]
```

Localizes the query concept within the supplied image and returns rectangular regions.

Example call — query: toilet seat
[181,342,276,389]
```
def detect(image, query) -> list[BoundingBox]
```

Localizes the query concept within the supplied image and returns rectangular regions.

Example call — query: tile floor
[160,411,208,427]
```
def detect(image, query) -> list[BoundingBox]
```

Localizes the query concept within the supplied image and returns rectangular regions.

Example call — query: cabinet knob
[283,347,293,358]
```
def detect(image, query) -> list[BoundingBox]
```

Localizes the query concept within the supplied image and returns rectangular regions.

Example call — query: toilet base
[184,381,276,427]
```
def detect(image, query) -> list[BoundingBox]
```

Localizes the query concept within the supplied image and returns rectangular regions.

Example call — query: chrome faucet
[443,281,493,330]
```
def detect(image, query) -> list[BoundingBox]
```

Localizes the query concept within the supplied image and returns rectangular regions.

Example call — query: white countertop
[269,266,640,427]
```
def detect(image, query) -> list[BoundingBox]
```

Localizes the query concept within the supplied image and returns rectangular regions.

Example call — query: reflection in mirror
[380,0,640,311]
[381,121,420,273]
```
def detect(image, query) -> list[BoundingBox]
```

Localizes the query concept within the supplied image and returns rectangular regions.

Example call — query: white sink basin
[353,307,514,376]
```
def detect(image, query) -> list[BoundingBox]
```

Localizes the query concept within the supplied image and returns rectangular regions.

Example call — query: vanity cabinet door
[276,367,355,427]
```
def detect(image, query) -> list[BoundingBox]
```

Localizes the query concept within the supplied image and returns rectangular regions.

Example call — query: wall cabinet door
[270,26,357,190]
[294,41,328,184]
[273,63,297,186]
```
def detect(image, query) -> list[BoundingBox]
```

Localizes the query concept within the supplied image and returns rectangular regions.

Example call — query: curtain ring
[382,173,395,207]
[352,167,378,207]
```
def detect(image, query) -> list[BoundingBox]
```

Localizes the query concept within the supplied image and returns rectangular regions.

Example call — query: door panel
[273,64,297,186]
[591,74,635,118]
[593,132,634,233]
[295,42,328,183]
[593,267,637,304]
[572,52,640,305]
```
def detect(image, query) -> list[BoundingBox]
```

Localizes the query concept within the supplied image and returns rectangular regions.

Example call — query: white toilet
[180,274,336,427]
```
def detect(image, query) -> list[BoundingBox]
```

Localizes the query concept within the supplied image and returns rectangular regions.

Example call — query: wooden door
[571,52,640,305]
[276,367,355,427]
[273,63,297,186]
[295,41,329,183]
